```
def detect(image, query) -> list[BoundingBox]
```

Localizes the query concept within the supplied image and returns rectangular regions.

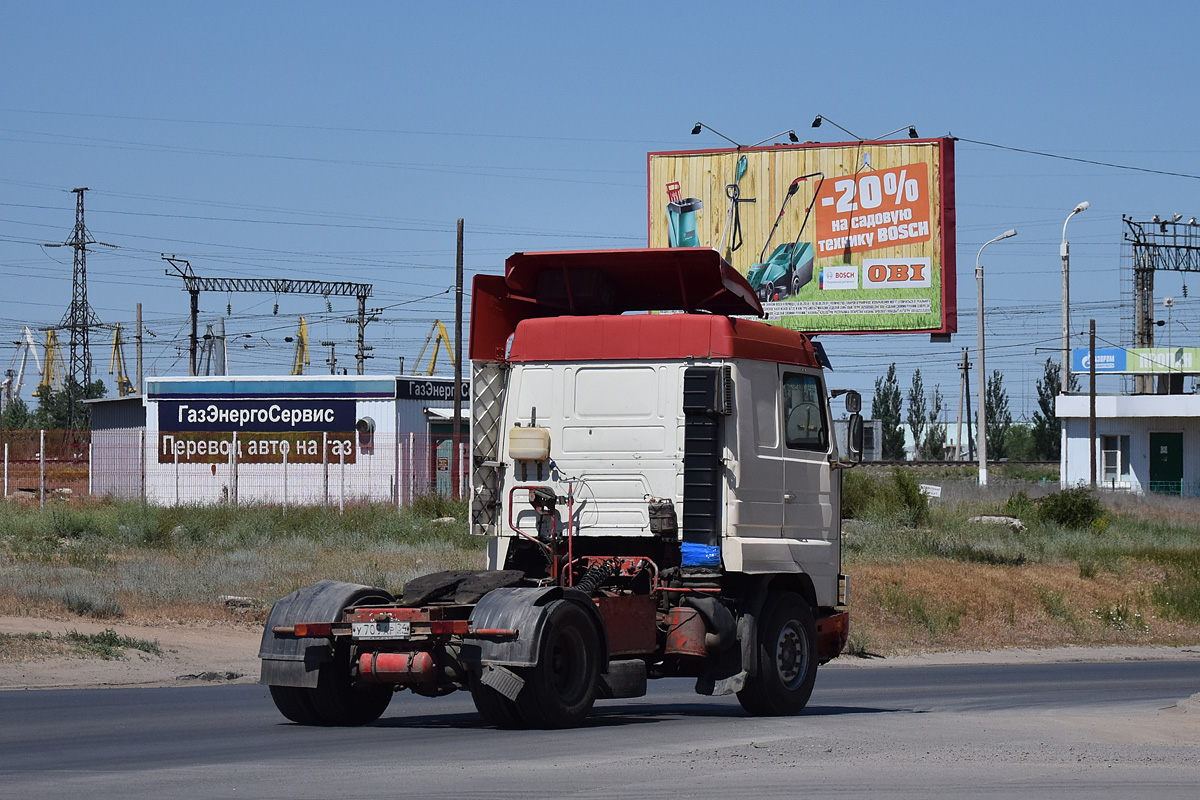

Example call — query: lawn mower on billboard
[746,172,824,303]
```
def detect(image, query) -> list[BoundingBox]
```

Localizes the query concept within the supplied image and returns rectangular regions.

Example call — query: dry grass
[3,483,1200,659]
[0,497,485,624]
[847,560,1197,656]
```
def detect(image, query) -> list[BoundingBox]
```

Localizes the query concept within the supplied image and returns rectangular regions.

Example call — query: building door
[1149,432,1183,495]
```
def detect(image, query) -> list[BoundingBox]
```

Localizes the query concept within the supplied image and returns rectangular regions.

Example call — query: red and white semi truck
[260,248,862,728]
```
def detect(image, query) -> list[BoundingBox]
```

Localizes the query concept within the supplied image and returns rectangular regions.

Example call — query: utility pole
[136,302,143,394]
[1089,319,1097,488]
[44,188,106,429]
[350,299,380,375]
[321,340,338,375]
[963,347,975,461]
[955,348,970,461]
[452,218,465,500]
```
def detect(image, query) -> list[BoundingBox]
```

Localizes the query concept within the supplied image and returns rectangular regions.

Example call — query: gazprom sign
[1072,348,1125,374]
[1072,347,1199,374]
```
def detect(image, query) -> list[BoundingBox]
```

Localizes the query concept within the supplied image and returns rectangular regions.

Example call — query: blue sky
[2,1,1198,424]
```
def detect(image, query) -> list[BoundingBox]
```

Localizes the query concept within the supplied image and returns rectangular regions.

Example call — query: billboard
[647,138,956,334]
[1073,347,1200,374]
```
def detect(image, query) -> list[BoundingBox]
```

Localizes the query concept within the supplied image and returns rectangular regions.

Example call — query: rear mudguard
[463,586,609,670]
[258,579,393,688]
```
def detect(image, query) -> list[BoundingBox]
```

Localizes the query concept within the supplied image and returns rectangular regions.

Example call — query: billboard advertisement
[647,138,956,334]
[1072,347,1199,374]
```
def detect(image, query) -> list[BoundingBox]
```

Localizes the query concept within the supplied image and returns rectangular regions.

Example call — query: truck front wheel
[737,591,818,716]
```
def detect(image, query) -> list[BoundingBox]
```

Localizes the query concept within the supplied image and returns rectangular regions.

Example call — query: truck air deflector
[469,249,765,362]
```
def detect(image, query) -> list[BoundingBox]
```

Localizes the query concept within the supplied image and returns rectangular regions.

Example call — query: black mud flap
[258,580,393,688]
[462,586,608,670]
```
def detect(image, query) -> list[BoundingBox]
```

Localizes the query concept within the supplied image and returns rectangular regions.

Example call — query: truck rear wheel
[307,644,394,726]
[470,676,526,728]
[737,591,817,716]
[268,685,320,725]
[515,600,600,728]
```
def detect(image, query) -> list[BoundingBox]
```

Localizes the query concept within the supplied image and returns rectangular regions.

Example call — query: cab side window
[782,373,827,451]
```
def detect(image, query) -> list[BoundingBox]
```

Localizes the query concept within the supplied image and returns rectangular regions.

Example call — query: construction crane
[1,326,42,411]
[35,330,65,399]
[109,324,135,397]
[411,320,455,376]
[291,317,310,376]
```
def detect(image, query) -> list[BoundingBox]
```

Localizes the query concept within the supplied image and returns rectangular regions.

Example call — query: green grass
[1036,587,1085,636]
[0,628,162,661]
[872,582,962,638]
[1147,551,1200,623]
[0,496,485,616]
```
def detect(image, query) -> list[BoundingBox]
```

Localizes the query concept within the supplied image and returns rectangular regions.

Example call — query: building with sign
[1059,347,1200,496]
[87,374,469,505]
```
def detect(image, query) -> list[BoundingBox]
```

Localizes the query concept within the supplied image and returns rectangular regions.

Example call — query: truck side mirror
[843,390,861,415]
[846,413,864,463]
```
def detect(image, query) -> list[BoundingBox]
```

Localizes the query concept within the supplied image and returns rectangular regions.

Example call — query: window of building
[782,373,827,451]
[1101,434,1131,486]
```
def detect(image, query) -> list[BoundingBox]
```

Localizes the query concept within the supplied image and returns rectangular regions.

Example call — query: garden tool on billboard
[718,155,754,260]
[746,172,825,302]
[665,181,703,247]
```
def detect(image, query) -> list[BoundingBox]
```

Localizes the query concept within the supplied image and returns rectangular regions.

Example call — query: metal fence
[1,430,90,506]
[2,430,468,508]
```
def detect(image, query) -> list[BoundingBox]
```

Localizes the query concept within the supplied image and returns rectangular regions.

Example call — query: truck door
[731,360,784,538]
[779,369,836,543]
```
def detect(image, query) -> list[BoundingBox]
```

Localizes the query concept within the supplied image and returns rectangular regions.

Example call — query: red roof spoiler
[470,249,764,361]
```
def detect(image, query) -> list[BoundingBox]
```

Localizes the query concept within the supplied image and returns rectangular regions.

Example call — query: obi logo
[863,258,932,288]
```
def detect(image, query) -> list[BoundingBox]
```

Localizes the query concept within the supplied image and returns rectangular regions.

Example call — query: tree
[1006,422,1038,461]
[1032,358,1076,461]
[922,384,947,459]
[1,396,32,430]
[32,378,107,430]
[985,370,1012,460]
[872,363,904,460]
[906,369,927,460]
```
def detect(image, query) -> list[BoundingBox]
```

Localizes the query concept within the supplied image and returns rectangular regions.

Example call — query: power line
[956,137,1200,181]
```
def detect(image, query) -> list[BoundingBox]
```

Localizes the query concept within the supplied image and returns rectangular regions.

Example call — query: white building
[88,374,469,505]
[1057,393,1195,496]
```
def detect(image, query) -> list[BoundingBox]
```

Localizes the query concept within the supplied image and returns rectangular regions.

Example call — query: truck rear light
[837,574,850,607]
[428,620,470,635]
[292,622,333,638]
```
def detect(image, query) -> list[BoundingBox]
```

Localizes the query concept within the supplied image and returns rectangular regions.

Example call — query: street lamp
[1061,201,1090,380]
[977,228,1018,487]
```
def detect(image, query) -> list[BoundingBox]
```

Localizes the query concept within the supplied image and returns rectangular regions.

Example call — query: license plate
[351,620,412,640]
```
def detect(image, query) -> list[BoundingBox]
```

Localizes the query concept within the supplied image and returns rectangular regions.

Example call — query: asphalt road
[1,660,1197,798]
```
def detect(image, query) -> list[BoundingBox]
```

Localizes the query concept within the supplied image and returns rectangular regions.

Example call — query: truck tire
[515,600,601,728]
[736,591,817,716]
[469,676,525,729]
[268,685,320,724]
[264,587,395,726]
[307,643,394,726]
